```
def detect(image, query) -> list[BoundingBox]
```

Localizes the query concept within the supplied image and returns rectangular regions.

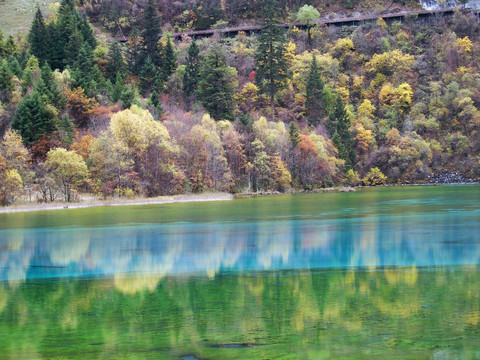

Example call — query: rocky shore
[424,172,479,185]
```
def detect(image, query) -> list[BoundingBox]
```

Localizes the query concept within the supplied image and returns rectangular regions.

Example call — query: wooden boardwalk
[110,7,477,42]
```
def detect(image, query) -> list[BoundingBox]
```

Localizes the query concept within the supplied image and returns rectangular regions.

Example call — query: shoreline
[1,181,478,214]
[0,193,234,214]
[235,181,480,198]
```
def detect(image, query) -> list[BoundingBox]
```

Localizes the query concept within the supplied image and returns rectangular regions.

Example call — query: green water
[0,186,479,359]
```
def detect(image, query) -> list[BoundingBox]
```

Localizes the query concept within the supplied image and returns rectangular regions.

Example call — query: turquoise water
[0,186,479,359]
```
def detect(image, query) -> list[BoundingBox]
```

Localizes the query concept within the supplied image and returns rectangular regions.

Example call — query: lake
[0,185,479,359]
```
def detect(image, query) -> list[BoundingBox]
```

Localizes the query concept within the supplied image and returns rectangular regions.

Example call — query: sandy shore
[0,192,234,214]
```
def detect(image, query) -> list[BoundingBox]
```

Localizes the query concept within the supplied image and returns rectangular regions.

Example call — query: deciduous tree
[45,147,88,202]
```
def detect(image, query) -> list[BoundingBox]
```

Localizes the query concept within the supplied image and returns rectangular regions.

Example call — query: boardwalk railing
[109,7,477,42]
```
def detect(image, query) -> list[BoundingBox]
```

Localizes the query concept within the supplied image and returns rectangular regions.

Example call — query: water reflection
[0,211,480,291]
[0,187,480,359]
[0,266,479,359]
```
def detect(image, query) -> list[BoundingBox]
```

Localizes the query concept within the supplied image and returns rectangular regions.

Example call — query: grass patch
[0,0,58,36]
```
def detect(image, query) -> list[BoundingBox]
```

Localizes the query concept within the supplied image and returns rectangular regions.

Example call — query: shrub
[362,167,387,186]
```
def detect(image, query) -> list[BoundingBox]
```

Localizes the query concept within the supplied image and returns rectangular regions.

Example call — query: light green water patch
[0,266,479,359]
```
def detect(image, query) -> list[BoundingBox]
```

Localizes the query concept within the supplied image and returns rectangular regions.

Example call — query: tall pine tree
[141,0,161,67]
[28,7,50,65]
[139,56,161,95]
[183,40,200,106]
[36,63,66,110]
[197,46,238,121]
[305,54,325,126]
[0,59,14,103]
[161,37,177,82]
[12,92,56,145]
[106,41,126,82]
[72,43,95,94]
[255,0,289,118]
[329,95,356,171]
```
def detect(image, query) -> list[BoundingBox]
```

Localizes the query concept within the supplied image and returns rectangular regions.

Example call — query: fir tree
[106,41,126,82]
[0,59,14,102]
[111,72,125,102]
[255,0,289,118]
[12,92,56,144]
[183,40,200,105]
[28,6,50,65]
[0,30,5,58]
[79,13,97,50]
[139,56,161,95]
[161,37,177,81]
[72,43,95,93]
[149,90,163,119]
[64,28,84,68]
[7,55,22,78]
[47,22,63,70]
[4,36,17,57]
[141,0,161,66]
[196,46,238,121]
[120,84,139,108]
[305,54,325,126]
[36,63,66,110]
[56,0,80,68]
[288,121,300,146]
[126,28,145,75]
[329,95,356,170]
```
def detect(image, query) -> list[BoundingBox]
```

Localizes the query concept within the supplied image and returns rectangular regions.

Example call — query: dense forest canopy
[0,0,479,205]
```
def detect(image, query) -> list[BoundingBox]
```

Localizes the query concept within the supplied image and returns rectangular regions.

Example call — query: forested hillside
[0,0,479,205]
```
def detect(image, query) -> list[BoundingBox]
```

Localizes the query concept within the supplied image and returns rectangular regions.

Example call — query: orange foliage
[71,132,95,161]
[30,135,61,161]
[66,87,99,128]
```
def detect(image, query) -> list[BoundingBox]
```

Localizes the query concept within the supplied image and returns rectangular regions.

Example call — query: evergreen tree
[79,13,97,50]
[120,84,139,108]
[7,55,22,78]
[36,63,66,110]
[28,6,50,65]
[56,0,80,68]
[161,37,177,81]
[329,95,356,170]
[141,0,161,66]
[183,40,200,105]
[105,41,126,82]
[126,28,144,75]
[196,47,238,121]
[64,28,84,68]
[139,56,161,95]
[0,30,5,58]
[12,92,56,144]
[288,121,300,146]
[4,36,17,57]
[255,0,289,118]
[305,54,325,126]
[111,72,125,102]
[22,67,35,94]
[47,22,63,70]
[149,90,163,119]
[72,43,95,93]
[0,59,14,102]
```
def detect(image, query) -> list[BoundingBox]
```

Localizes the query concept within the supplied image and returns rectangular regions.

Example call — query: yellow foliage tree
[456,36,473,53]
[110,105,172,153]
[45,148,88,202]
[0,167,23,206]
[365,50,414,76]
[362,167,387,186]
